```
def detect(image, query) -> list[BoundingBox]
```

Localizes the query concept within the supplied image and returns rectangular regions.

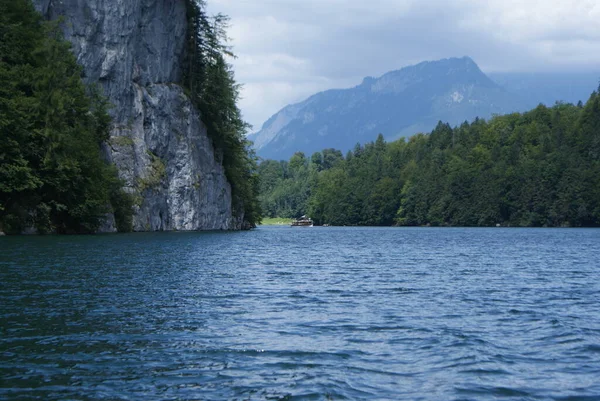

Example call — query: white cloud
[464,0,600,42]
[208,0,600,129]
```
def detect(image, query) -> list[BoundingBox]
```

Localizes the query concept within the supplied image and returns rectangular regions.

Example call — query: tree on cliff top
[184,0,261,227]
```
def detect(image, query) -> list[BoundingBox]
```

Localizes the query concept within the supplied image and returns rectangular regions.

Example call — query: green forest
[0,0,260,234]
[258,93,600,227]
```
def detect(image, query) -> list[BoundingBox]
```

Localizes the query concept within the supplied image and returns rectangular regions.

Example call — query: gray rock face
[33,0,239,231]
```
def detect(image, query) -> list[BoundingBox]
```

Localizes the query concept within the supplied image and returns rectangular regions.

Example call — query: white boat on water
[291,215,313,227]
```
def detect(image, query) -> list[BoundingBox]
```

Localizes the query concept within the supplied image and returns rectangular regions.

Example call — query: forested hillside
[258,93,600,227]
[0,0,132,234]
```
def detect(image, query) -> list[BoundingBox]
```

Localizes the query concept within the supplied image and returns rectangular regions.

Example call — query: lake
[1,227,600,400]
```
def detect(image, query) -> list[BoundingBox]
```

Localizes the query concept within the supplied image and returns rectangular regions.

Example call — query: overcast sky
[207,0,600,130]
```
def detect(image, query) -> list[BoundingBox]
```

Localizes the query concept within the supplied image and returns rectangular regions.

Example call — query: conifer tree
[184,0,261,227]
[0,0,132,233]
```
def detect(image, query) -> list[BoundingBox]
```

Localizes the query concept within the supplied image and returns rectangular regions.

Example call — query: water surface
[1,227,600,400]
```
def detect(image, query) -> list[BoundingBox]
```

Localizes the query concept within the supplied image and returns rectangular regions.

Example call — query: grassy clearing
[260,217,292,226]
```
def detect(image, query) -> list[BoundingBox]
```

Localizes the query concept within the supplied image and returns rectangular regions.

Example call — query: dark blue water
[1,227,600,400]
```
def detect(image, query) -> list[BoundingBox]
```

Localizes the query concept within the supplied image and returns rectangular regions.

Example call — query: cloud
[207,0,600,129]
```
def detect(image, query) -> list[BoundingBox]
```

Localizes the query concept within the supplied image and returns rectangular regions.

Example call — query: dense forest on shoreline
[258,91,600,227]
[0,0,260,234]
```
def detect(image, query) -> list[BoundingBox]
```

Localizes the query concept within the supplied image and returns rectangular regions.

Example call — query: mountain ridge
[252,57,597,160]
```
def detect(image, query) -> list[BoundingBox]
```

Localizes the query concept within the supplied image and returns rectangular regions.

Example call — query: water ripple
[1,227,600,400]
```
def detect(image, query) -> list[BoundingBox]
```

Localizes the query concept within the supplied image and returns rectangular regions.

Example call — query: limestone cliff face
[34,0,240,231]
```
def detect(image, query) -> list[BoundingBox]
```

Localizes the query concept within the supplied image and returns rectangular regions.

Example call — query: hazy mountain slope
[489,72,599,108]
[253,57,527,160]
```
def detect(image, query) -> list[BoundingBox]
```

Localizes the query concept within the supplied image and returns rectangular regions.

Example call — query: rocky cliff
[33,0,240,231]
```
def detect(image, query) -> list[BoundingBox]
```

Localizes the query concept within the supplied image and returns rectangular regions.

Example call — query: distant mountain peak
[359,57,479,85]
[394,56,479,73]
[251,57,529,160]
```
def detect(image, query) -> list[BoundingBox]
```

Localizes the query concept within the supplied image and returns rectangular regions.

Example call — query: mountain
[252,57,527,160]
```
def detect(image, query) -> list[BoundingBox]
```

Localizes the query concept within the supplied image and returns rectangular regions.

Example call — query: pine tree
[183,0,261,227]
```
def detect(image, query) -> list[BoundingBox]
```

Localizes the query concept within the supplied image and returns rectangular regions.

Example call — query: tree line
[258,92,600,227]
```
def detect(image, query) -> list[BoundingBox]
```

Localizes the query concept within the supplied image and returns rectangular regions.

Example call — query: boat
[291,215,313,227]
